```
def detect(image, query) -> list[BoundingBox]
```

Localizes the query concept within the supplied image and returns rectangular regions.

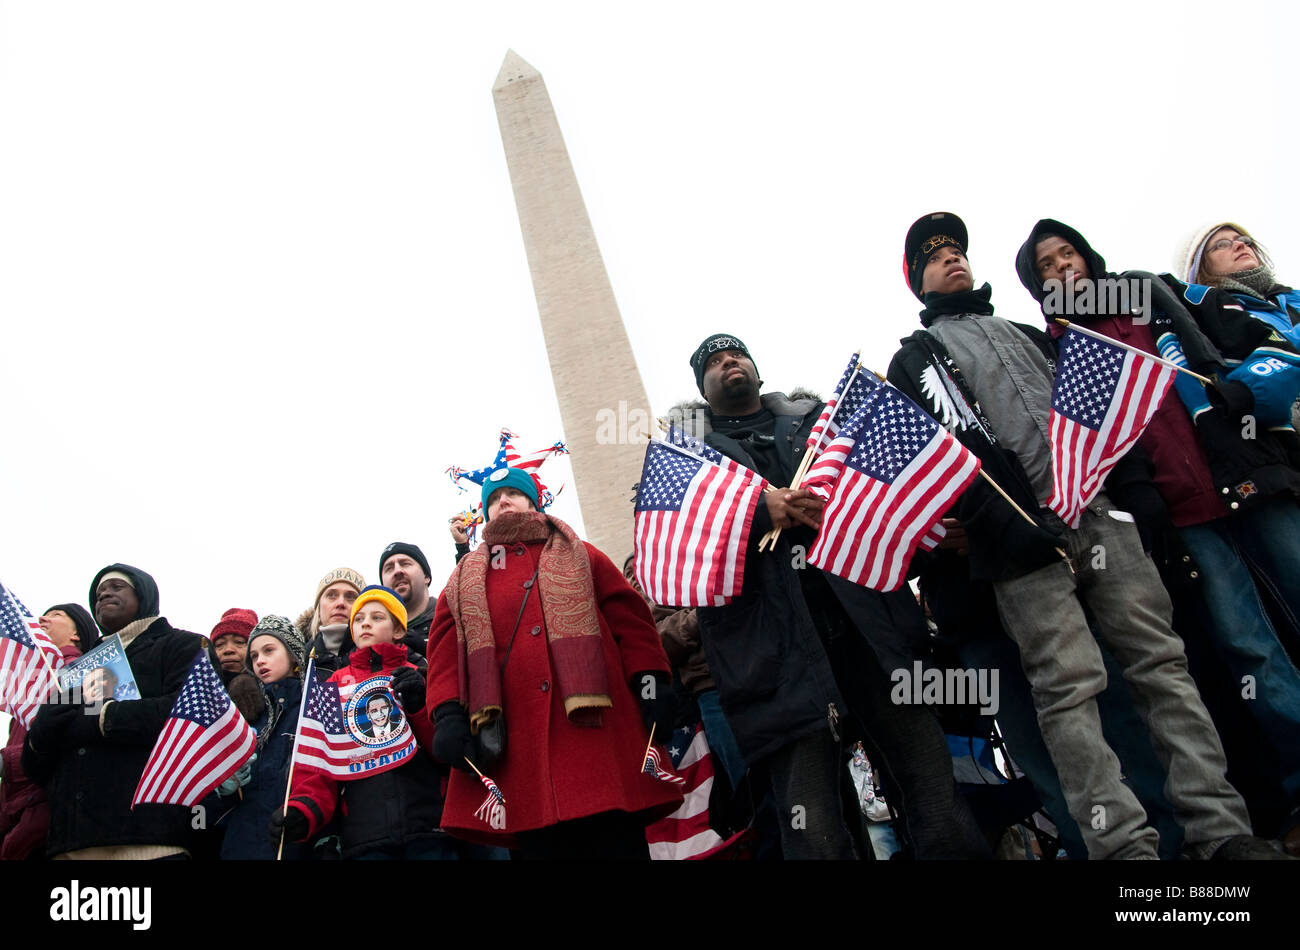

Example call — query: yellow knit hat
[349,585,408,631]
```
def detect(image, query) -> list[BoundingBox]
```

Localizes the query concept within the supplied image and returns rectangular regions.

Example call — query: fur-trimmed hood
[662,389,822,438]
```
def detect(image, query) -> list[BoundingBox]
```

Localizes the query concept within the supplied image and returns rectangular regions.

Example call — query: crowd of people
[1,213,1297,861]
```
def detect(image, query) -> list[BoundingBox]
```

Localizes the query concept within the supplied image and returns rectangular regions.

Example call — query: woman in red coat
[427,467,682,859]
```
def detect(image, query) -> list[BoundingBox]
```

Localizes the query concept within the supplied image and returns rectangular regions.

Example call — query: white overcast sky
[2,0,1296,642]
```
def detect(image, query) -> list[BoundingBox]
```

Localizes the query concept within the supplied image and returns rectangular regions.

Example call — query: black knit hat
[44,603,101,651]
[690,333,759,394]
[903,211,969,300]
[378,542,431,583]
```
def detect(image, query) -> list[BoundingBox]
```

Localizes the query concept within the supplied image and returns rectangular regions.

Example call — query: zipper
[827,702,841,742]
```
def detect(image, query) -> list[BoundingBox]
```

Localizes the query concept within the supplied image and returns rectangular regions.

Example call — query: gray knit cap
[246,614,307,674]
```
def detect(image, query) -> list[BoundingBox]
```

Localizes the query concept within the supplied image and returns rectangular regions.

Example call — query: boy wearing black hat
[887,213,1280,860]
[669,334,989,859]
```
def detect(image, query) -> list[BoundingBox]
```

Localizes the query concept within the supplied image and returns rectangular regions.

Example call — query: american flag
[800,370,946,552]
[803,354,881,458]
[504,431,569,472]
[473,773,507,830]
[0,582,66,728]
[642,743,686,785]
[807,386,981,591]
[289,662,415,780]
[1047,329,1176,528]
[634,435,768,607]
[646,724,728,859]
[132,650,256,806]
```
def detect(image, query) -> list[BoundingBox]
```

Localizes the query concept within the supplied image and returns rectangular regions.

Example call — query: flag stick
[758,350,863,552]
[976,469,1071,568]
[463,755,506,803]
[642,722,657,765]
[1053,319,1214,385]
[276,649,316,861]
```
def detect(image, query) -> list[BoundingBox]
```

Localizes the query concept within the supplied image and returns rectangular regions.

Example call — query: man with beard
[379,542,434,656]
[665,333,989,859]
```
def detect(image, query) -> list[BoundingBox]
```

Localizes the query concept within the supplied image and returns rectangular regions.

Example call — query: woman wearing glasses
[1179,223,1300,428]
[1159,223,1300,854]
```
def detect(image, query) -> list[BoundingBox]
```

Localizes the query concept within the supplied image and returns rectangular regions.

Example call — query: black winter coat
[676,393,929,765]
[219,676,312,860]
[22,617,205,856]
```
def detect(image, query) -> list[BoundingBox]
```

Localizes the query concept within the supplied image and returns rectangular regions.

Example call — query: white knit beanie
[1178,220,1257,284]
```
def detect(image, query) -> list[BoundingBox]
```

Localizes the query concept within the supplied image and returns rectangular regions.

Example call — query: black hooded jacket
[670,393,929,764]
[23,564,204,855]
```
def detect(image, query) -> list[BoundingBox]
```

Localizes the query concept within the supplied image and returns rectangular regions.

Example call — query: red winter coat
[288,642,445,856]
[426,539,682,848]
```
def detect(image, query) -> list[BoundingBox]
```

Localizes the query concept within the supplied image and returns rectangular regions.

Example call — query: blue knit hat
[481,467,540,517]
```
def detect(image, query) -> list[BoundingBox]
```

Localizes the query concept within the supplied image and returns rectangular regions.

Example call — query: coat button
[530,625,541,637]
[522,578,534,590]
[1230,502,1239,510]
[540,680,550,692]
[77,748,86,756]
[1221,487,1230,494]
[75,791,83,800]
[1182,555,1190,562]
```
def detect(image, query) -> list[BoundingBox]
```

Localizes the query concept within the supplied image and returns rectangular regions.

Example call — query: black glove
[64,706,106,746]
[269,806,310,846]
[227,673,267,724]
[993,512,1066,573]
[432,701,475,772]
[389,666,426,715]
[26,698,79,753]
[632,671,676,740]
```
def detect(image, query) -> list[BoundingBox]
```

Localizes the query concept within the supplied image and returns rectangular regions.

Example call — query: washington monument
[492,50,652,559]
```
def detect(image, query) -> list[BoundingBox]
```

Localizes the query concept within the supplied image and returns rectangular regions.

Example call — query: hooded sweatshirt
[1014,219,1227,527]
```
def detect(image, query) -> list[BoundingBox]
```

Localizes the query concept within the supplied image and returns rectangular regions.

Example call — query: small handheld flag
[463,756,507,830]
[641,724,685,785]
[1047,328,1176,528]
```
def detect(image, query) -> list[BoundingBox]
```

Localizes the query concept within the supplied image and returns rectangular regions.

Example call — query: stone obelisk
[493,50,652,559]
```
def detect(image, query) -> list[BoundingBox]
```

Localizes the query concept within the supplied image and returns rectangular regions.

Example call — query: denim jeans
[993,494,1250,858]
[1178,498,1300,801]
[696,689,748,790]
[957,630,1182,860]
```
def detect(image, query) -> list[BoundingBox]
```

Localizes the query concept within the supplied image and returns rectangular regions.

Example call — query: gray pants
[993,494,1249,859]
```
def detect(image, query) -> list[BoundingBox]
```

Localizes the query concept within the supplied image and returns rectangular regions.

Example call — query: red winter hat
[210,607,258,642]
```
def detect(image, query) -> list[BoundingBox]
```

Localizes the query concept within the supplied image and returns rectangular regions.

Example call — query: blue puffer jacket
[1172,280,1300,428]
[219,676,311,860]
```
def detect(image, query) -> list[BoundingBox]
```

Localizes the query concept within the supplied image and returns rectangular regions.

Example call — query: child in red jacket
[273,585,451,859]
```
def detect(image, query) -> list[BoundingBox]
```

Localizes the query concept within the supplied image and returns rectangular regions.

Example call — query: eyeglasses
[1206,234,1255,254]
